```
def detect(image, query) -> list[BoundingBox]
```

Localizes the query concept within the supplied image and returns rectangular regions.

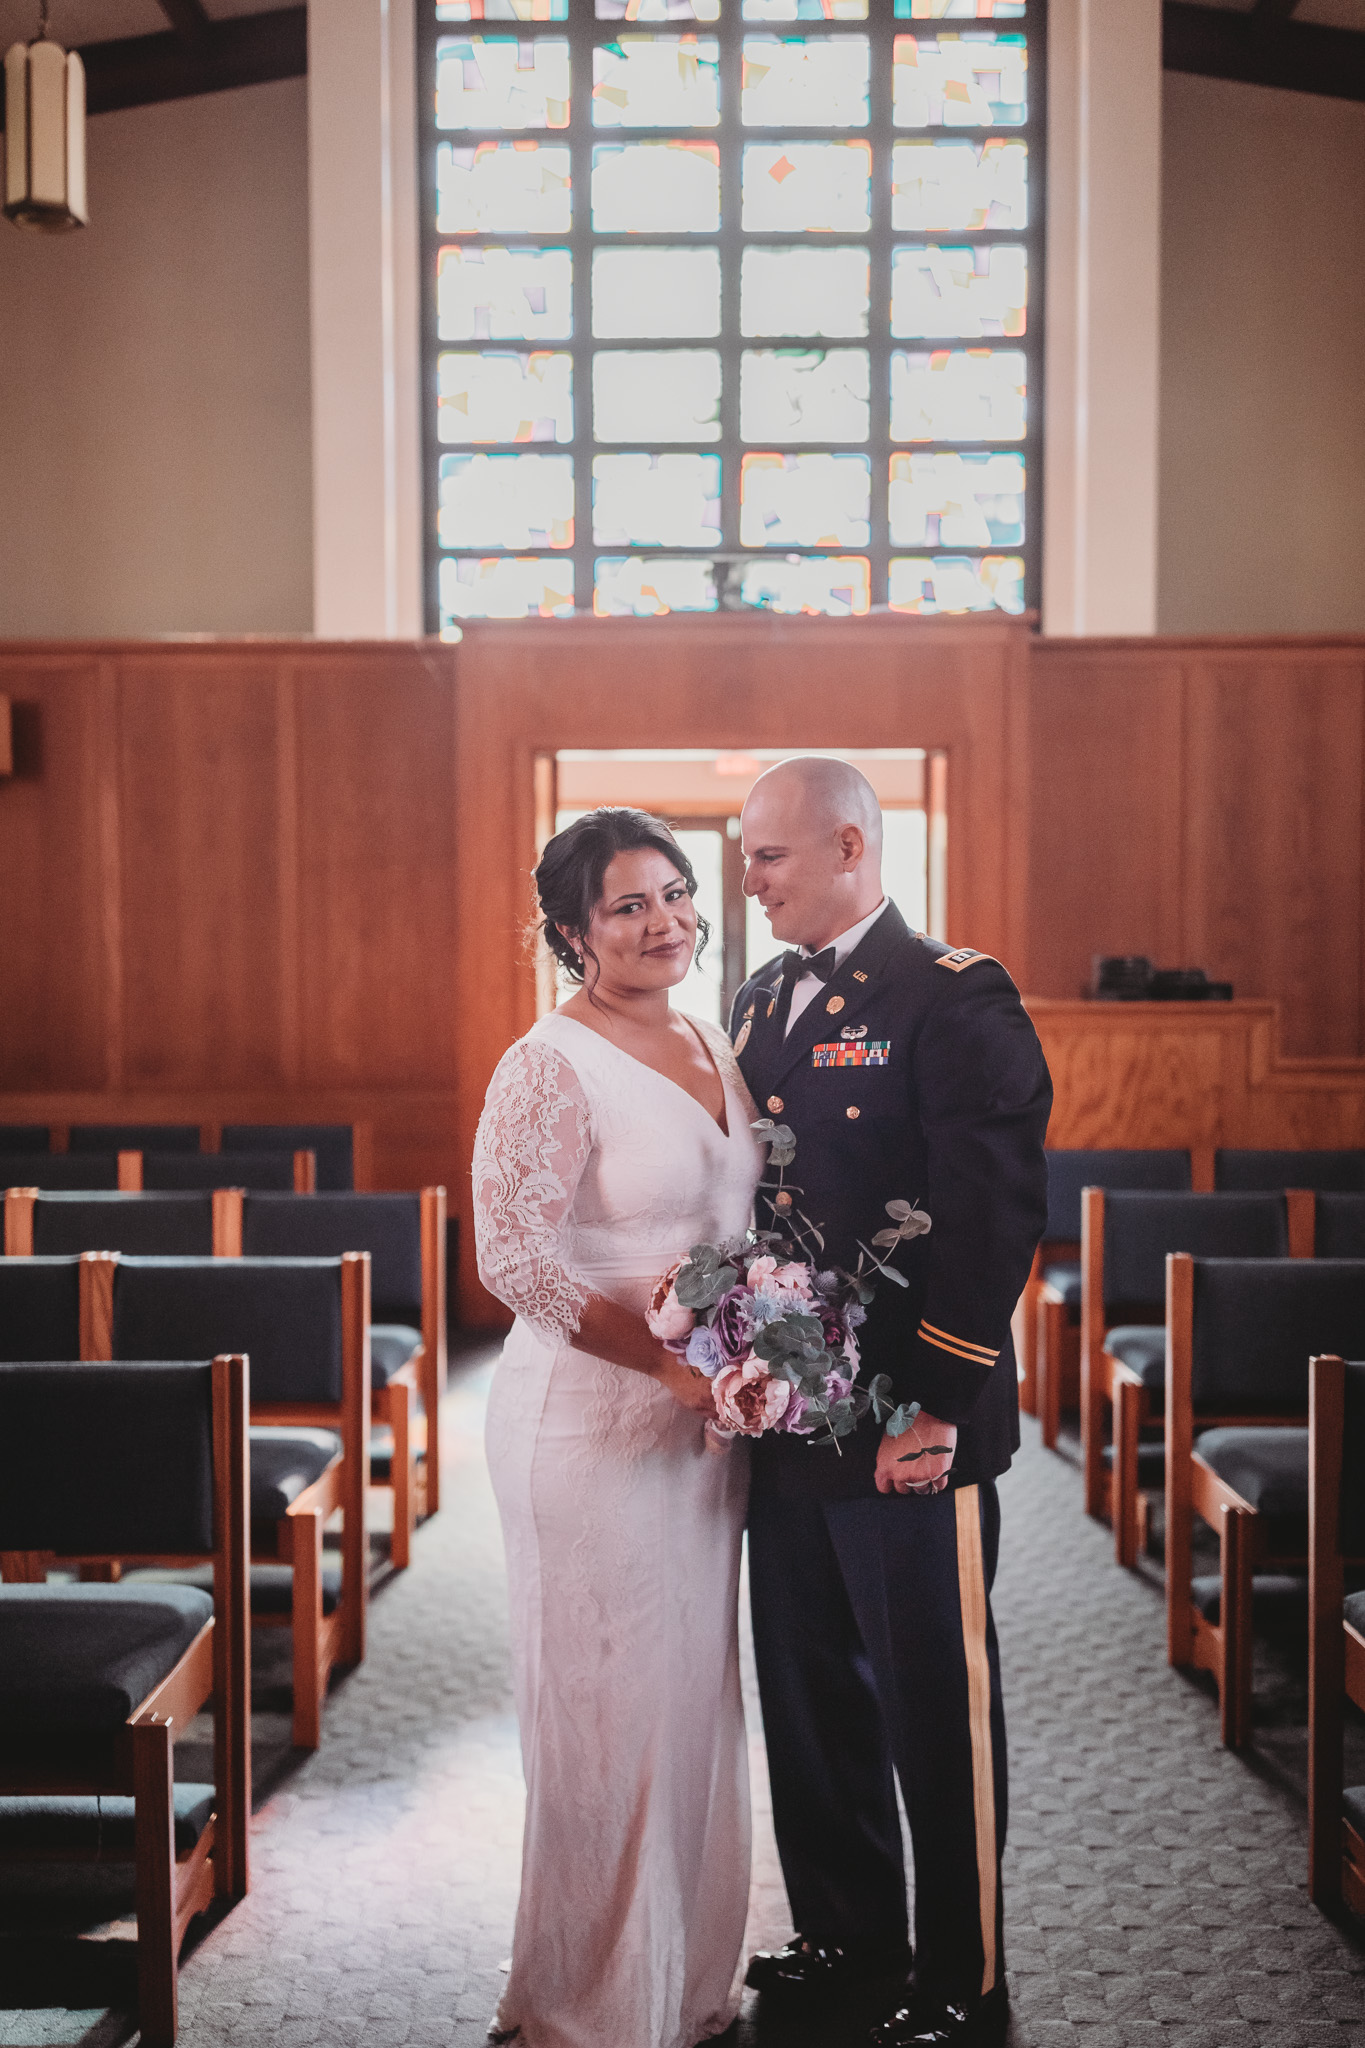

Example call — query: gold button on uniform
[846,1106,860,1119]
[767,1094,784,1113]
[826,995,845,1014]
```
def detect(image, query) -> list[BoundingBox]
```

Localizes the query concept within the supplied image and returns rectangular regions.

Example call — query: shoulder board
[935,948,999,974]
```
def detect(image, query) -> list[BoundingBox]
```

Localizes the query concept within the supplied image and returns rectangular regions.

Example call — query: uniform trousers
[747,1479,1007,2002]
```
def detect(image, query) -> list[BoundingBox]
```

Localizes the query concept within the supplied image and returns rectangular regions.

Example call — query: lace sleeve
[472,1036,594,1342]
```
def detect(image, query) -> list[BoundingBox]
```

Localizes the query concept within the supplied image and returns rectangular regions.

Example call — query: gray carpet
[2,1346,1363,2047]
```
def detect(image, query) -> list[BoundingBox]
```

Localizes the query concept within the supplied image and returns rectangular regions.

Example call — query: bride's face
[571,848,699,994]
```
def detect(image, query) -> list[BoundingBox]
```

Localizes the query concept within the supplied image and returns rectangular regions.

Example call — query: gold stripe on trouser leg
[954,1484,998,1997]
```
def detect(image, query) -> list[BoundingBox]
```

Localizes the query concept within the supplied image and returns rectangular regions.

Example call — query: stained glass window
[740,348,870,442]
[740,35,870,125]
[422,0,1042,626]
[593,35,721,124]
[593,348,723,439]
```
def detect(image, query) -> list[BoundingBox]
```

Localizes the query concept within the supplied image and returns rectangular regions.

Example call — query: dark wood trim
[1164,2,1365,104]
[72,9,305,121]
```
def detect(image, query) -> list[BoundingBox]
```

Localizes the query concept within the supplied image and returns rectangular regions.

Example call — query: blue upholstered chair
[9,1191,218,1258]
[222,1123,354,1191]
[1308,1351,1365,1913]
[103,1251,370,1750]
[1315,1194,1365,1259]
[240,1189,449,1556]
[1216,1148,1365,1193]
[141,1149,308,1193]
[0,1124,49,1149]
[0,1354,250,2046]
[0,1151,120,1192]
[0,1254,81,1360]
[1080,1189,1312,1562]
[1165,1257,1365,1748]
[1027,1149,1191,1448]
[68,1124,201,1154]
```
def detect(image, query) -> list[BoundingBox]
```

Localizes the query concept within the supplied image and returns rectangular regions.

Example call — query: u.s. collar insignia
[734,1017,752,1054]
[852,970,869,982]
[841,1023,868,1040]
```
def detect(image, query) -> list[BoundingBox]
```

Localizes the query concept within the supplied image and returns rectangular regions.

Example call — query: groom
[731,758,1051,2048]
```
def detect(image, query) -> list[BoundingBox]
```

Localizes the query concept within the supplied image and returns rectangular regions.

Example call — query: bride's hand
[654,1354,718,1417]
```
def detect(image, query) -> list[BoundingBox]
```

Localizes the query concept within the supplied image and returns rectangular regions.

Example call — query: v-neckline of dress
[551,1012,733,1139]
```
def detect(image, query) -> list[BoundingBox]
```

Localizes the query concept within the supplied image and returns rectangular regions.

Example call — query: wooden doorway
[452,611,1030,1320]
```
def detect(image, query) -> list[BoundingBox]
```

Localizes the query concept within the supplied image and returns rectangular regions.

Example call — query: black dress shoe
[746,1934,913,2000]
[869,1983,1008,2048]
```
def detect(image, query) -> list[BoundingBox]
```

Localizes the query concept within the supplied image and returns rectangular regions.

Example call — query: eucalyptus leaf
[879,1264,910,1288]
[885,1200,914,1222]
[885,1401,922,1438]
[871,1228,902,1248]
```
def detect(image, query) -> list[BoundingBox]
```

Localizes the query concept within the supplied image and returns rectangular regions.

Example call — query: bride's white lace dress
[473,1009,764,2048]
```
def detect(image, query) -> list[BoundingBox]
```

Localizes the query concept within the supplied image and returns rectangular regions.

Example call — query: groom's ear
[835,823,866,871]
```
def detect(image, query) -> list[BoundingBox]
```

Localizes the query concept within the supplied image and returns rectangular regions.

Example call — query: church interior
[2,0,1365,2040]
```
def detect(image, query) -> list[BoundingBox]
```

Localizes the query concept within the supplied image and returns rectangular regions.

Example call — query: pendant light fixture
[4,1,87,232]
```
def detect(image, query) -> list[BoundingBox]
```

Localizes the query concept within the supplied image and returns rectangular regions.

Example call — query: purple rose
[823,1373,854,1406]
[819,1308,846,1352]
[712,1286,757,1362]
[774,1391,812,1434]
[685,1324,727,1378]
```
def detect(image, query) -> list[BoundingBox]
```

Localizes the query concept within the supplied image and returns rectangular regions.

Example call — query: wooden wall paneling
[1181,652,1365,1058]
[452,612,1028,1319]
[1028,1000,1365,1155]
[1024,644,1187,1001]
[291,650,459,1088]
[116,655,288,1088]
[0,657,110,1088]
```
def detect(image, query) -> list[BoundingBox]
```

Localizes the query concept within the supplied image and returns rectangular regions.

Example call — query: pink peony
[772,1261,813,1299]
[713,1358,792,1437]
[746,1255,779,1290]
[646,1261,696,1344]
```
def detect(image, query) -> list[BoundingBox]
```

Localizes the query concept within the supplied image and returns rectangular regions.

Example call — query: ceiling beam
[155,0,212,40]
[1164,1,1365,101]
[0,8,306,125]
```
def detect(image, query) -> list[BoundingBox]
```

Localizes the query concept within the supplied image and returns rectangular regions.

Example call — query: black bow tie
[783,946,837,985]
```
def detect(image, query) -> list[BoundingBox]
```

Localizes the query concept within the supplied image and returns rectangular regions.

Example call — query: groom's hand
[875,1411,958,1497]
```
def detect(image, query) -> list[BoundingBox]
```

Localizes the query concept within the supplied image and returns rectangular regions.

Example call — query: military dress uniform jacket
[730,900,1052,1500]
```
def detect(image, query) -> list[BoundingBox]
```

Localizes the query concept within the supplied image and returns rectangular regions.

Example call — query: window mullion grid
[866,0,894,608]
[571,5,595,614]
[718,0,744,568]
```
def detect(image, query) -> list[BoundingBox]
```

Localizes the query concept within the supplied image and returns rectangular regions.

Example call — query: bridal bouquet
[646,1119,934,1454]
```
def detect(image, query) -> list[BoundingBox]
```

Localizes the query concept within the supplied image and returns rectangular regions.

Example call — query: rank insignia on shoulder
[813,1040,890,1068]
[936,948,999,973]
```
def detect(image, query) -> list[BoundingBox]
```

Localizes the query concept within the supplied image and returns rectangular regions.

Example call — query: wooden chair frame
[0,1352,250,2047]
[1083,1188,1314,1567]
[1308,1352,1365,1915]
[1031,1238,1081,1450]
[1163,1251,1313,1748]
[80,1250,370,1751]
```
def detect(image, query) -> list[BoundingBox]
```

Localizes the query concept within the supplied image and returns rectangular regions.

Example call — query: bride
[472,807,764,2048]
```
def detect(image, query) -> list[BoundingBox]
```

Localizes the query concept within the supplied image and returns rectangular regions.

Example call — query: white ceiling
[0,0,298,44]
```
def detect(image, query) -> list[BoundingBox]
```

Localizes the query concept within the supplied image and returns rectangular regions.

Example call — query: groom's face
[740,786,863,951]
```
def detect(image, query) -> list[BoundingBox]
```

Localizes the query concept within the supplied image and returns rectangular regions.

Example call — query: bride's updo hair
[536,807,710,988]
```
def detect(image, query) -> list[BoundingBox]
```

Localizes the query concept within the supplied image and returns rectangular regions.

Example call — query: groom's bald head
[740,756,885,951]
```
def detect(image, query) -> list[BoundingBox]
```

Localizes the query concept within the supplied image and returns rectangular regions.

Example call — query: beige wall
[0,78,312,637]
[1159,72,1365,635]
